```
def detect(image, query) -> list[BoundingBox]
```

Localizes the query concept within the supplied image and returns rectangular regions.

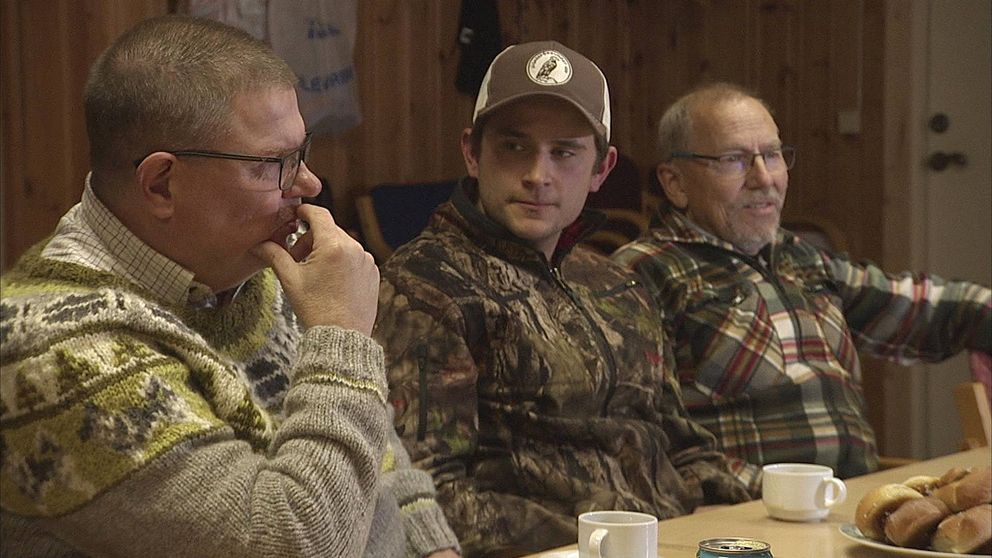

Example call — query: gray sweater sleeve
[36,326,391,558]
[380,407,461,557]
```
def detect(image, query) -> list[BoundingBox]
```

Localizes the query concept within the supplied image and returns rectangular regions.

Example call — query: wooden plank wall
[1,0,172,268]
[2,0,884,264]
[0,0,890,449]
[325,0,886,266]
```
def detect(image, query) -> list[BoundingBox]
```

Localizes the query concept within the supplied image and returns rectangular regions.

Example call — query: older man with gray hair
[613,82,991,493]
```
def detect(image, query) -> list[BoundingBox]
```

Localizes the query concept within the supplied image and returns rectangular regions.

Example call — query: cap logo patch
[526,50,572,86]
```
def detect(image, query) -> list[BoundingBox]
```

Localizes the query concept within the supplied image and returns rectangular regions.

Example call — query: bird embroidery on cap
[527,50,572,85]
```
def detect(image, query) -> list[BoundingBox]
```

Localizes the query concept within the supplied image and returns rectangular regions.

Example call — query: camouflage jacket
[374,179,750,557]
[612,208,992,484]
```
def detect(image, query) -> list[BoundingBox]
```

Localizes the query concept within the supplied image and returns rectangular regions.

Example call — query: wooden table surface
[520,447,991,558]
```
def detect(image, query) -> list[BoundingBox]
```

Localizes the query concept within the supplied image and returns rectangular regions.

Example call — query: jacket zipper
[595,279,639,298]
[739,249,805,358]
[747,246,850,459]
[416,344,429,441]
[691,243,805,358]
[550,265,619,417]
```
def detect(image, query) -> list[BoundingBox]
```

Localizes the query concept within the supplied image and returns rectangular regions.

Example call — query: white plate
[539,551,577,558]
[839,524,992,557]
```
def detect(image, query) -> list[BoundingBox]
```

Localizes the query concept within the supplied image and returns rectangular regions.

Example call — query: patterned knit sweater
[1,224,458,555]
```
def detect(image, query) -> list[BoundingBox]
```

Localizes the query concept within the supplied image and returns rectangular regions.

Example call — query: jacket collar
[650,206,795,258]
[435,177,605,268]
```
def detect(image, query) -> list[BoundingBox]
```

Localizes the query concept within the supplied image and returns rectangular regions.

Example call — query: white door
[919,0,992,458]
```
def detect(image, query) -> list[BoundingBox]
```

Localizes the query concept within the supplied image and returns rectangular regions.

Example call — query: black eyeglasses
[670,145,796,178]
[133,132,313,191]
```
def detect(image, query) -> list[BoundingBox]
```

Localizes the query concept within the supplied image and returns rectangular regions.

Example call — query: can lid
[698,538,771,553]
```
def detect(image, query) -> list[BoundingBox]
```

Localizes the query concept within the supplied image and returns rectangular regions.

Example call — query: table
[521,447,991,558]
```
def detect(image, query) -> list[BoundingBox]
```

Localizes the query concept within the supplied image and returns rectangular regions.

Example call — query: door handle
[927,151,968,171]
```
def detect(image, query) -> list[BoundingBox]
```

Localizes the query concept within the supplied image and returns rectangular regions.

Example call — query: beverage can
[697,538,773,558]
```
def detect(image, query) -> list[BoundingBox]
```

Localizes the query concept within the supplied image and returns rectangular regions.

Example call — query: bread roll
[931,503,992,554]
[939,467,974,486]
[902,475,941,495]
[933,467,992,512]
[855,484,923,541]
[883,496,951,548]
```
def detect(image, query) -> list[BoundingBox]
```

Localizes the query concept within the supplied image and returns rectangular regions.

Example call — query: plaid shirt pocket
[678,282,787,399]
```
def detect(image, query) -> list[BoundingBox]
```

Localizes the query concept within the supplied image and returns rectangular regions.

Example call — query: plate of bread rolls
[839,466,991,556]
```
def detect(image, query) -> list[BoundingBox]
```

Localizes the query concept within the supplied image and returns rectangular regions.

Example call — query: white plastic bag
[187,0,361,136]
[269,0,360,135]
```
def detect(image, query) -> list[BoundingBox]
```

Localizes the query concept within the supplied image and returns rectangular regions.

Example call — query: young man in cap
[373,42,749,556]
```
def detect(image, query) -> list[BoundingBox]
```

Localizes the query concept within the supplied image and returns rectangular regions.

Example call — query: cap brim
[474,91,610,142]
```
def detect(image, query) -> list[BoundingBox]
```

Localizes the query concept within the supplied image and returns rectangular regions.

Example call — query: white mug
[762,463,847,521]
[577,510,658,558]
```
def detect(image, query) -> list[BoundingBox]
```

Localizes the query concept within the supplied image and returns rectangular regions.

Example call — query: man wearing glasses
[0,15,458,558]
[613,83,991,492]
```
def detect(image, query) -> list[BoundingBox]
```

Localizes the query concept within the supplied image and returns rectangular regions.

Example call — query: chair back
[580,153,652,255]
[586,153,643,211]
[355,180,457,262]
[782,217,848,253]
[581,208,649,256]
[955,381,992,449]
[970,351,992,408]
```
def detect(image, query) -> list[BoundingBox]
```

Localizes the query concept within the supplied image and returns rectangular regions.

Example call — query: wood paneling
[1,0,170,268]
[2,0,886,262]
[314,0,471,226]
[310,0,887,268]
[0,0,896,452]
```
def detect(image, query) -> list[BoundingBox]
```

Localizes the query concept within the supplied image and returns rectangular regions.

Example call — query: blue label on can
[697,538,773,558]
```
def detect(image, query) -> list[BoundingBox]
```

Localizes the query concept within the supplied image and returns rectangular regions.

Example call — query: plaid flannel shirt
[613,208,991,489]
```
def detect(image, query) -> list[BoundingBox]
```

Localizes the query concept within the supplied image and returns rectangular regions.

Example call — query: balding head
[656,82,772,163]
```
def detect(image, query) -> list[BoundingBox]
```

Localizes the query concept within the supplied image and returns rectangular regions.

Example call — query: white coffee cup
[577,510,658,558]
[762,463,847,522]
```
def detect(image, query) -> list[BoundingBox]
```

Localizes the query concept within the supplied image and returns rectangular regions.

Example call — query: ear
[588,145,618,193]
[134,153,177,220]
[460,128,480,178]
[657,162,689,209]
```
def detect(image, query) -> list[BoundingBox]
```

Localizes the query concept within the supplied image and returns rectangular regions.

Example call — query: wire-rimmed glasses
[670,145,796,178]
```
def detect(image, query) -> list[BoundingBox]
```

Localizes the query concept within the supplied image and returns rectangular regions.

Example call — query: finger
[302,211,367,258]
[295,204,334,228]
[288,229,315,262]
[251,240,297,275]
[296,204,349,248]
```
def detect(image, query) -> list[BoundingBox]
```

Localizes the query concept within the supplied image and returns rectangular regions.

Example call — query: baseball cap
[472,41,611,142]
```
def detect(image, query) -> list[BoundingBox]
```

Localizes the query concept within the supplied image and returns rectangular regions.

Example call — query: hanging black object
[455,0,503,95]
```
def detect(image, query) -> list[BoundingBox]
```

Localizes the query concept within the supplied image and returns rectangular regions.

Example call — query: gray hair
[84,15,297,175]
[656,82,771,161]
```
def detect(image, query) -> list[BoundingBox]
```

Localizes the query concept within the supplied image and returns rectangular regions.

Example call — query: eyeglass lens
[727,148,795,176]
[279,138,312,191]
[762,147,795,172]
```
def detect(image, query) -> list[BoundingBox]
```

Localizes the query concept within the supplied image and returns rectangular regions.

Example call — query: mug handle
[820,477,847,508]
[589,528,609,558]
